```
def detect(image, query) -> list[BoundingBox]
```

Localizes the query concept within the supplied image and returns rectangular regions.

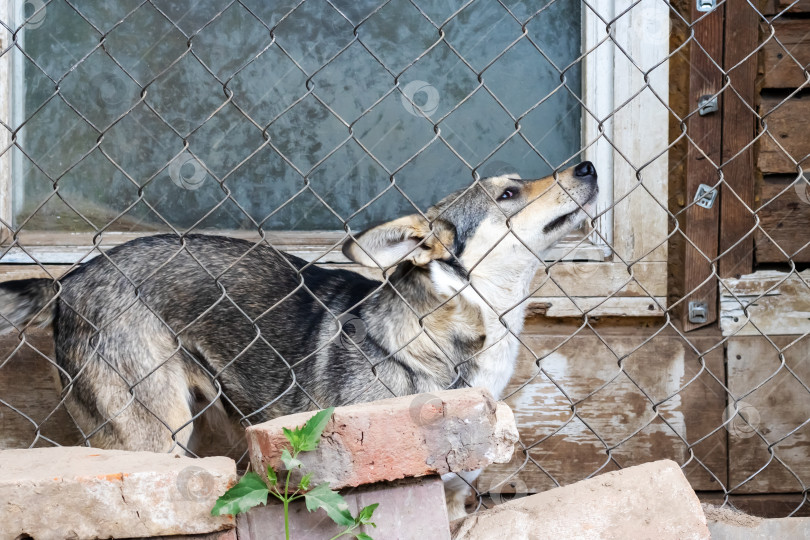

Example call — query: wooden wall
[756,6,810,264]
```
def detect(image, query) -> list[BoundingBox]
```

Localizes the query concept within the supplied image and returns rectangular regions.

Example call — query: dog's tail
[0,278,57,333]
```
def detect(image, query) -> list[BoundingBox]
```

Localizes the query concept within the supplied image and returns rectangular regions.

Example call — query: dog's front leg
[441,469,482,521]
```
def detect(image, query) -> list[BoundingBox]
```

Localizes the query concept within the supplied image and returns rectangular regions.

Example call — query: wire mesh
[1,0,809,519]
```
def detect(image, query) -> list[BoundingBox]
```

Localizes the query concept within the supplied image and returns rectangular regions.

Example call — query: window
[1,0,669,316]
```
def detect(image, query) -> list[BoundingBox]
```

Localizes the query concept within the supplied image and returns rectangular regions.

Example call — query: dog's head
[343,161,598,293]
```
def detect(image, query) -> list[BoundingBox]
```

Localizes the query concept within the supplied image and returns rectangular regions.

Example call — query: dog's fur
[0,163,597,518]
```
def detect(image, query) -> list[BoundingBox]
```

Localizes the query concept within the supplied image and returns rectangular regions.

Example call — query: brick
[237,476,450,540]
[246,388,518,489]
[0,447,237,540]
[450,460,710,540]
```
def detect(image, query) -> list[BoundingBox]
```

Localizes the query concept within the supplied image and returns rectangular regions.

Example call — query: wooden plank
[582,0,616,252]
[773,0,810,13]
[477,331,727,494]
[758,96,810,174]
[700,492,810,518]
[682,2,725,330]
[719,2,758,279]
[0,265,72,282]
[610,0,670,264]
[761,19,810,89]
[530,261,666,298]
[0,261,668,304]
[526,297,666,318]
[1,231,606,265]
[719,270,810,335]
[0,0,12,244]
[0,259,667,299]
[755,177,810,263]
[327,261,669,300]
[0,328,83,449]
[723,495,810,518]
[728,336,810,494]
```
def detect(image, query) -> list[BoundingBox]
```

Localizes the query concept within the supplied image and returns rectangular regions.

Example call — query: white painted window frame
[0,0,670,316]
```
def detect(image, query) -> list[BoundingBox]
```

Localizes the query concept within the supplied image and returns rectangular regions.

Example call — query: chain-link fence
[1,0,809,519]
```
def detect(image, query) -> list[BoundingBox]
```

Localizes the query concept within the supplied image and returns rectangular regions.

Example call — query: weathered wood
[477,332,727,493]
[530,262,666,298]
[0,265,73,281]
[0,260,668,311]
[754,177,810,263]
[610,1,670,264]
[582,0,616,259]
[324,261,669,300]
[761,19,810,89]
[719,269,810,335]
[719,2,758,279]
[717,494,810,518]
[682,2,725,330]
[2,230,607,265]
[771,0,810,14]
[728,336,810,494]
[526,296,666,318]
[0,2,12,244]
[758,96,810,174]
[0,328,83,449]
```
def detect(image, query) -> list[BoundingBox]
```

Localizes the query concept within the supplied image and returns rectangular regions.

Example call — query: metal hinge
[697,0,716,12]
[688,301,709,324]
[694,183,718,209]
[698,95,719,116]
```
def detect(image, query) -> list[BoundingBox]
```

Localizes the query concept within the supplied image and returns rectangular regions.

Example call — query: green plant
[211,407,378,540]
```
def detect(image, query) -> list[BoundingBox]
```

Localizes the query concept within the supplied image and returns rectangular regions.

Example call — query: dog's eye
[498,189,516,200]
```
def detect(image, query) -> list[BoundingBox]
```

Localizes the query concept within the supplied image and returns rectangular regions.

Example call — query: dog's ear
[342,215,455,268]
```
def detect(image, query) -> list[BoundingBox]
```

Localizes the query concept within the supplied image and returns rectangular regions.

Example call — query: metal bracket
[698,95,719,116]
[688,301,709,324]
[697,0,716,12]
[694,183,718,209]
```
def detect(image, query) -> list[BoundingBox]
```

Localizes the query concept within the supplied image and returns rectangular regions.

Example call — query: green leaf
[299,472,312,491]
[355,533,373,540]
[356,503,378,524]
[281,448,303,470]
[297,407,335,452]
[304,482,354,526]
[266,466,277,487]
[282,426,301,450]
[211,472,269,516]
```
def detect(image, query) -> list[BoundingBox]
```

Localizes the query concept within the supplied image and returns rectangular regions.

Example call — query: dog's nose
[574,161,597,181]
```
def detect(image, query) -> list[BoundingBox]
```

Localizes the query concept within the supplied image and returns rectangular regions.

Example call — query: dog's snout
[574,161,597,181]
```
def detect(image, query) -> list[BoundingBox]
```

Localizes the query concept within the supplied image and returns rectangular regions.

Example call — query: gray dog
[0,162,597,518]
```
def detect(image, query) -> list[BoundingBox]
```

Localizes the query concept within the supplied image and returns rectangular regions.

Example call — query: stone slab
[450,460,710,540]
[0,447,237,540]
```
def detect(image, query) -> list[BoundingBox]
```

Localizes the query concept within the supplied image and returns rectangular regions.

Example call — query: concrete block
[247,388,518,489]
[705,504,810,539]
[0,447,237,540]
[237,476,450,540]
[450,460,710,540]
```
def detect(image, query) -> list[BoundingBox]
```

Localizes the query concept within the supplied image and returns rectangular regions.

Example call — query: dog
[0,161,597,519]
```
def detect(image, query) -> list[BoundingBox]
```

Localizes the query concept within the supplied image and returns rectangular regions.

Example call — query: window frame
[0,0,669,317]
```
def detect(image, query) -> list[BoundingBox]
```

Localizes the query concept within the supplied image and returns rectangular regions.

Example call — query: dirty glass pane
[13,0,581,232]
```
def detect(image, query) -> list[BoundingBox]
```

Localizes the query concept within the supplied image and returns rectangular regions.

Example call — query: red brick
[246,388,518,489]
